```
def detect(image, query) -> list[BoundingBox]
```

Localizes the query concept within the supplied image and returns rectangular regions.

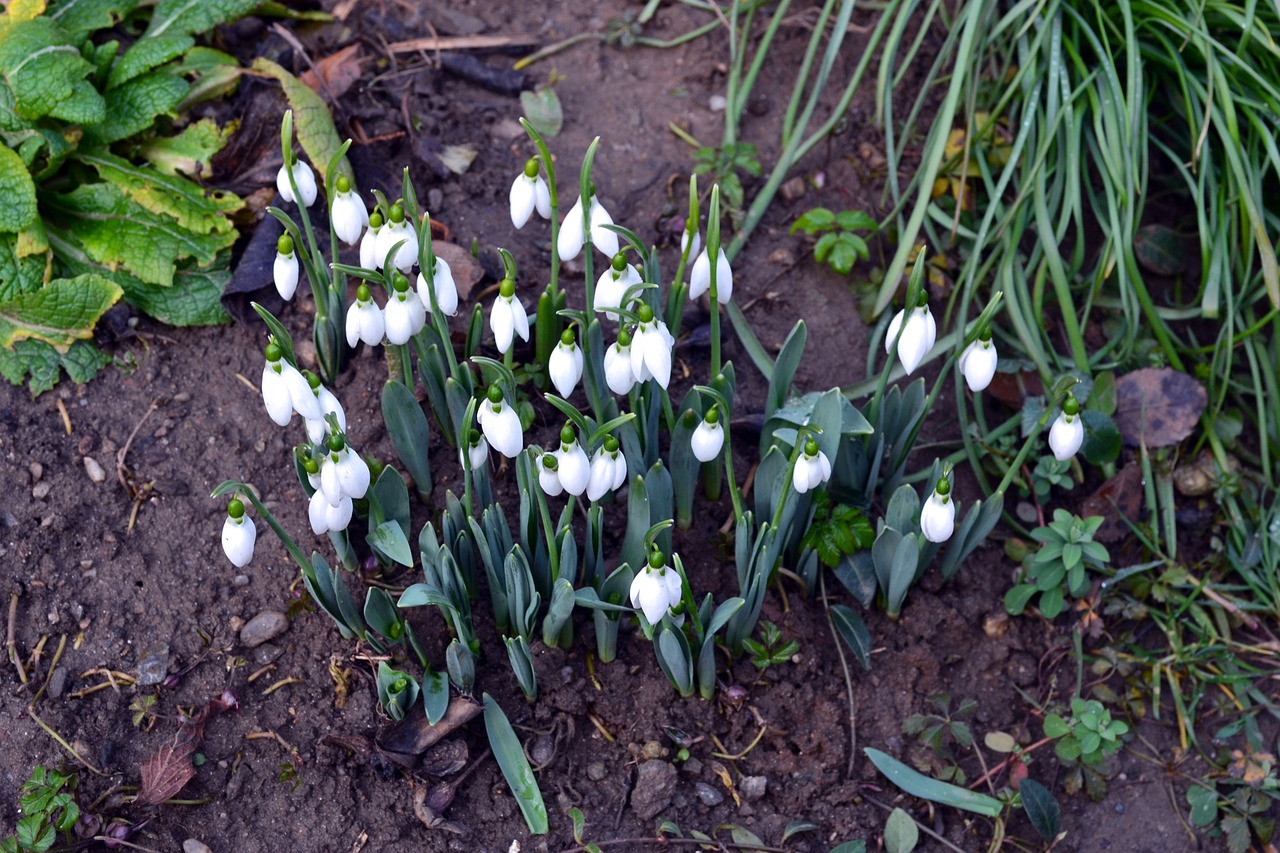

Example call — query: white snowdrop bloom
[691,410,725,463]
[920,477,957,543]
[417,256,458,316]
[538,453,564,497]
[792,440,832,495]
[273,235,299,300]
[305,385,347,444]
[688,246,733,304]
[629,306,674,389]
[1049,396,1084,462]
[490,280,529,354]
[603,332,637,396]
[345,284,385,348]
[374,204,418,272]
[384,275,425,345]
[286,369,324,422]
[509,159,551,228]
[221,499,256,568]
[478,387,523,458]
[276,157,317,207]
[628,552,681,625]
[609,446,629,491]
[359,212,383,269]
[885,296,937,375]
[326,494,354,533]
[464,431,489,471]
[555,427,590,497]
[595,254,643,321]
[330,176,368,246]
[334,445,370,501]
[548,330,585,398]
[558,193,619,260]
[681,223,701,260]
[261,343,294,426]
[309,489,353,535]
[958,332,998,393]
[586,438,627,502]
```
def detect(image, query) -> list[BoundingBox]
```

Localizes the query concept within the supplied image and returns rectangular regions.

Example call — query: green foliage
[1,766,80,853]
[1042,697,1129,768]
[1005,510,1110,618]
[790,207,876,275]
[692,141,760,216]
[741,620,799,671]
[0,0,253,394]
[902,693,976,784]
[1028,454,1074,503]
[801,490,875,568]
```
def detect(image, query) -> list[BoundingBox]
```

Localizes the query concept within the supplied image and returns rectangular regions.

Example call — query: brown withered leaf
[1081,464,1145,543]
[1114,367,1206,448]
[138,737,198,806]
[376,695,483,759]
[300,45,364,101]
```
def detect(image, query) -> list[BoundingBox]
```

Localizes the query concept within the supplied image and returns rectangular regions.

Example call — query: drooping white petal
[331,191,367,245]
[261,363,293,426]
[661,567,683,611]
[359,224,381,269]
[920,492,956,543]
[509,174,537,229]
[375,220,418,272]
[595,264,642,320]
[586,449,614,501]
[336,447,371,500]
[539,461,564,497]
[588,197,619,257]
[511,297,529,343]
[558,197,586,260]
[681,227,701,260]
[604,343,636,395]
[466,437,489,471]
[629,569,669,625]
[887,306,935,375]
[276,160,317,207]
[817,450,832,484]
[691,420,724,462]
[534,177,551,219]
[630,322,672,389]
[959,339,998,392]
[610,453,629,490]
[548,341,584,398]
[320,457,344,507]
[325,495,354,532]
[418,258,458,316]
[308,489,330,535]
[491,297,514,353]
[305,387,346,444]
[384,294,417,345]
[688,247,732,303]
[346,298,385,348]
[1048,412,1084,461]
[481,400,523,458]
[283,365,323,421]
[557,442,590,496]
[274,251,299,300]
[221,515,256,568]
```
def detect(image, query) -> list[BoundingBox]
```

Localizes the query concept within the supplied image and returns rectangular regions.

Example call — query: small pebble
[252,643,282,666]
[28,462,42,482]
[48,667,67,700]
[529,735,555,767]
[32,481,51,500]
[709,94,727,111]
[696,781,724,807]
[182,841,212,853]
[83,456,107,484]
[173,392,191,403]
[586,762,608,781]
[240,611,289,647]
[233,574,251,587]
[739,775,768,802]
[427,188,444,211]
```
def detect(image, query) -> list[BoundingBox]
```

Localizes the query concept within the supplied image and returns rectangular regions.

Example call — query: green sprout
[1005,510,1110,619]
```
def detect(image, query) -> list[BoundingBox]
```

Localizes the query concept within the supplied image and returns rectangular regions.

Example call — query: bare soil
[0,2,1219,851]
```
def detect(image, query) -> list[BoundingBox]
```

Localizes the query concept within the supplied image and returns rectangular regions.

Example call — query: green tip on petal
[336,175,351,194]
[227,498,245,519]
[560,424,576,445]
[648,550,666,570]
[1063,395,1079,416]
[277,234,294,255]
[560,328,576,346]
[499,278,516,298]
[523,158,540,178]
[611,253,627,272]
[487,385,504,404]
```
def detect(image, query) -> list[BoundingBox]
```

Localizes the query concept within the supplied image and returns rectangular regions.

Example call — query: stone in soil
[695,781,724,807]
[182,841,213,853]
[239,611,288,647]
[83,456,106,483]
[630,760,679,820]
[739,776,768,802]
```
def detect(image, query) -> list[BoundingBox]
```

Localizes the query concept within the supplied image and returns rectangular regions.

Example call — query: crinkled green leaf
[143,0,260,39]
[78,147,242,235]
[172,46,240,109]
[44,182,228,286]
[0,272,121,349]
[46,0,139,43]
[83,69,187,145]
[137,117,236,178]
[0,145,38,233]
[0,238,47,302]
[0,19,103,122]
[107,34,193,89]
[252,1,333,22]
[252,57,352,183]
[6,0,48,23]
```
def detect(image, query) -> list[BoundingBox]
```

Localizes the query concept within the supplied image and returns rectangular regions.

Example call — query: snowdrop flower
[304,385,347,444]
[792,438,832,495]
[885,293,937,375]
[417,256,458,316]
[490,279,529,354]
[548,328,584,398]
[384,273,426,345]
[920,475,956,543]
[603,331,637,396]
[288,369,324,422]
[261,342,296,427]
[691,407,725,463]
[346,284,385,348]
[463,430,489,472]
[681,219,701,260]
[309,488,353,535]
[319,433,370,506]
[629,551,683,625]
[273,235,299,300]
[509,158,551,229]
[478,386,523,458]
[329,175,369,246]
[586,436,628,501]
[555,425,590,497]
[538,453,564,497]
[374,203,418,272]
[629,305,674,389]
[689,246,733,304]
[276,156,317,207]
[958,330,997,393]
[359,212,383,269]
[221,498,256,568]
[595,253,642,321]
[1049,394,1084,462]
[558,192,619,260]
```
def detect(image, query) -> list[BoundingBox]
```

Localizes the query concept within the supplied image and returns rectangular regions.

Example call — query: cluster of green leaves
[1042,697,1128,768]
[1,767,79,853]
[692,141,759,217]
[0,0,262,394]
[1005,510,1110,618]
[800,490,874,568]
[902,692,976,784]
[742,620,799,671]
[789,207,876,275]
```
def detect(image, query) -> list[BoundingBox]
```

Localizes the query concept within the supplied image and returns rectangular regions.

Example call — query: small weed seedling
[903,693,977,784]
[1043,697,1129,799]
[742,621,799,673]
[2,767,79,853]
[789,207,877,275]
[1006,511,1110,618]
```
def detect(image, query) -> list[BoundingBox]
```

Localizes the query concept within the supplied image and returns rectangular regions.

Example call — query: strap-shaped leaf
[381,380,432,500]
[252,57,353,184]
[483,693,548,834]
[829,603,872,671]
[865,748,1003,817]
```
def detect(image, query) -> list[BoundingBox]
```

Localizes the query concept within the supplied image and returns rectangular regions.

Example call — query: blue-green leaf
[864,748,1003,817]
[483,693,548,834]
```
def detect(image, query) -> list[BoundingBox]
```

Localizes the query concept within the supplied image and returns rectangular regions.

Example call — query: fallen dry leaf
[1080,464,1145,543]
[300,45,364,101]
[1114,367,1206,448]
[432,241,482,302]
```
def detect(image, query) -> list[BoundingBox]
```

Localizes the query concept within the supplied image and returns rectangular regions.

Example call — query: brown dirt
[0,2,1213,851]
